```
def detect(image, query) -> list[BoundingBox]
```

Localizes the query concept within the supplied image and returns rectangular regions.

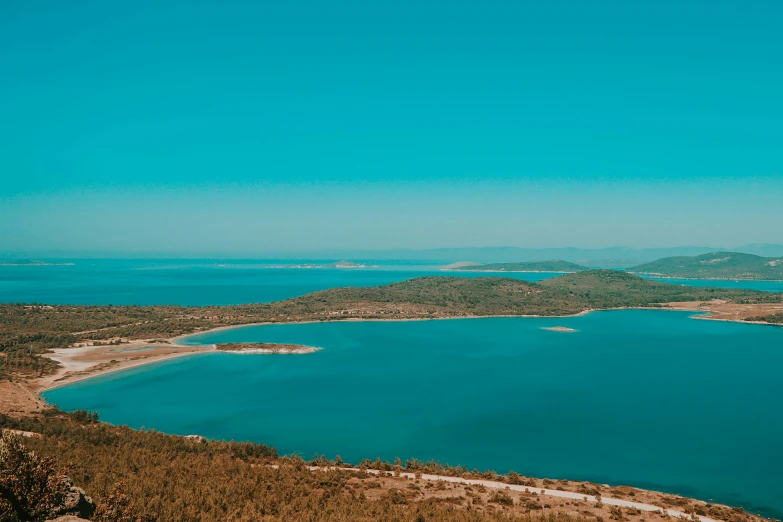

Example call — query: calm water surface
[44,310,783,517]
[2,259,782,305]
[0,260,559,305]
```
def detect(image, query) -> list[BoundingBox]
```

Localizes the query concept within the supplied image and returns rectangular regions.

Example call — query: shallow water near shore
[44,310,783,517]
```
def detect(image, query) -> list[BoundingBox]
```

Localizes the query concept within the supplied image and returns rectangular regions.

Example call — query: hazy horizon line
[3,243,782,261]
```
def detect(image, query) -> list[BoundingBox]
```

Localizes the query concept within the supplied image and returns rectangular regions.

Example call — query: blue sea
[0,259,559,305]
[45,310,783,518]
[1,259,782,305]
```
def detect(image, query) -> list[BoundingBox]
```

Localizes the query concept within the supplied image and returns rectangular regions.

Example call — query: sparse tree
[0,433,74,522]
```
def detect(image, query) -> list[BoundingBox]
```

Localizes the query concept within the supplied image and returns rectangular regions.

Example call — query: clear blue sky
[1,1,781,255]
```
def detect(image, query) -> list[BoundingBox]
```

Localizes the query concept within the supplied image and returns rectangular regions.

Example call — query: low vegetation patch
[745,312,783,324]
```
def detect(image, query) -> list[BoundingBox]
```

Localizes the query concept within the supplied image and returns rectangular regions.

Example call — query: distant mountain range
[314,244,783,266]
[630,252,783,280]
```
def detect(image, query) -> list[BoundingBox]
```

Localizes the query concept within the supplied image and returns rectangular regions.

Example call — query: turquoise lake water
[44,310,783,517]
[2,259,782,305]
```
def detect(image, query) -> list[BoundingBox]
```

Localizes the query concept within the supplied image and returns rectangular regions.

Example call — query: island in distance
[630,252,783,280]
[445,252,783,281]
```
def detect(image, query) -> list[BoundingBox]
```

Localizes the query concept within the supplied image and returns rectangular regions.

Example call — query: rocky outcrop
[46,516,90,522]
[51,477,95,520]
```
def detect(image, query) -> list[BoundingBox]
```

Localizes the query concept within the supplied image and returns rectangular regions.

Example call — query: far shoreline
[634,272,783,283]
[171,308,606,344]
[441,269,575,274]
[175,304,768,345]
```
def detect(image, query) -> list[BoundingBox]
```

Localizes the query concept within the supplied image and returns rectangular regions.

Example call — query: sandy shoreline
[38,345,216,392]
[40,352,202,392]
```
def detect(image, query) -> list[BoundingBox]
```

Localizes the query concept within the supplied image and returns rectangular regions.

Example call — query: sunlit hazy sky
[2,1,782,255]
